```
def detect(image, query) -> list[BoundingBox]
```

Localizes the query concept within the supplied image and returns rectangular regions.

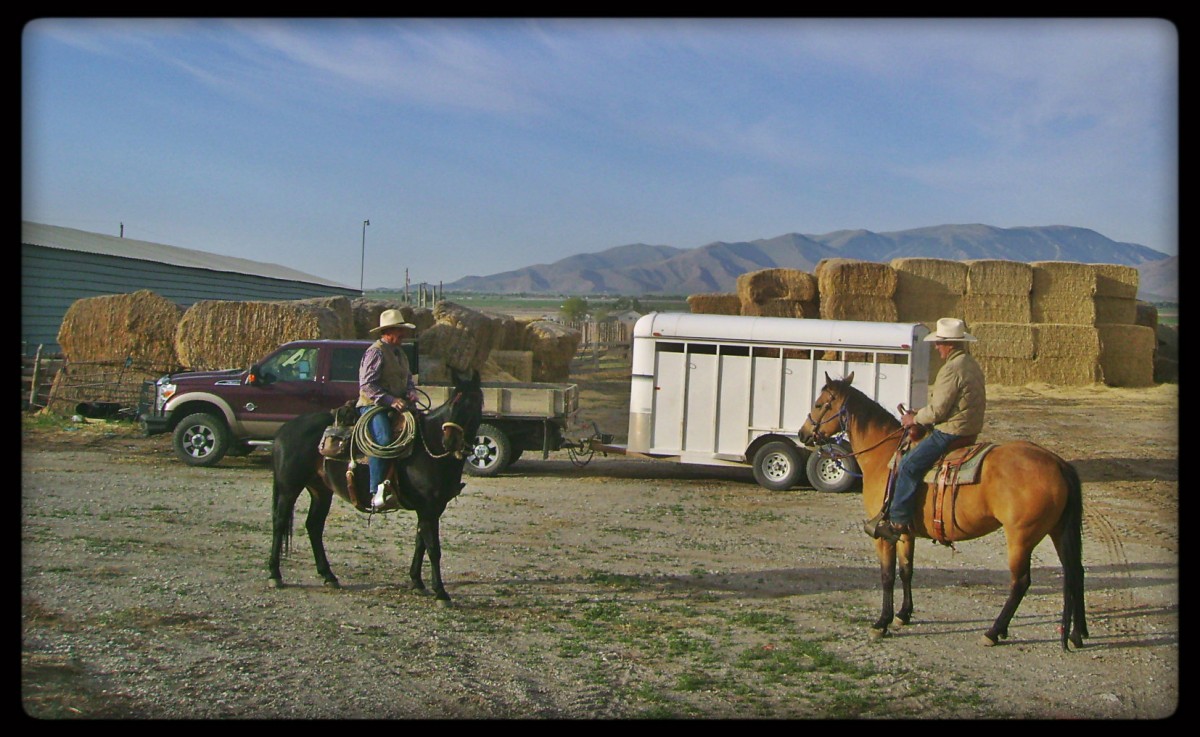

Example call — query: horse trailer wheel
[466,423,511,477]
[806,444,860,493]
[172,412,232,467]
[751,440,804,491]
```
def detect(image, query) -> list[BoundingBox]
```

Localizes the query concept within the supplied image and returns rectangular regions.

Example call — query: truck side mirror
[247,365,263,386]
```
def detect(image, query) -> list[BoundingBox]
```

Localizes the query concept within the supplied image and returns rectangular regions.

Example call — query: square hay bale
[964,259,1033,296]
[488,349,534,382]
[736,268,819,303]
[479,356,522,383]
[969,322,1035,360]
[741,297,812,318]
[961,293,1031,324]
[1033,356,1104,386]
[428,301,498,372]
[894,292,962,324]
[890,257,968,296]
[815,259,897,297]
[976,356,1038,386]
[819,294,898,322]
[1091,263,1140,299]
[1093,296,1137,325]
[56,290,183,372]
[1030,261,1097,298]
[352,298,406,339]
[1098,324,1156,387]
[1135,301,1159,330]
[523,320,581,382]
[1031,293,1096,325]
[687,293,742,315]
[1033,324,1101,360]
[482,311,523,350]
[175,299,343,370]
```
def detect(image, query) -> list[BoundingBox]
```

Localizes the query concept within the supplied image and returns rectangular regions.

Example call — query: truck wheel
[172,412,231,467]
[806,443,861,493]
[466,423,511,477]
[751,440,804,491]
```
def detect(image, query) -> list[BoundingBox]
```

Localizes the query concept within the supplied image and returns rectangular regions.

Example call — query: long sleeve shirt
[914,347,986,436]
[356,339,414,408]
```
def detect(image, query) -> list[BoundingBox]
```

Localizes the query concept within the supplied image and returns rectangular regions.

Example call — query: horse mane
[827,377,901,435]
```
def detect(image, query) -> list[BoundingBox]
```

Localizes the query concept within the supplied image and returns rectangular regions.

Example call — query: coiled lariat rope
[352,405,418,459]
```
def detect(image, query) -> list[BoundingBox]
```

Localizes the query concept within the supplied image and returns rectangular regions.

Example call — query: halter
[806,389,908,460]
[423,391,470,459]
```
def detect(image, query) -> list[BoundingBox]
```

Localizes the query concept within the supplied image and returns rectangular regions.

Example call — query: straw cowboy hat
[369,309,416,335]
[924,317,977,342]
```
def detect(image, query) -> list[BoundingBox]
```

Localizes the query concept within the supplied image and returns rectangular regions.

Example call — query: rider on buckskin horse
[872,317,986,543]
[358,309,419,510]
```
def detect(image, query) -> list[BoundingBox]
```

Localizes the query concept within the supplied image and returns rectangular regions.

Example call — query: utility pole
[359,219,370,294]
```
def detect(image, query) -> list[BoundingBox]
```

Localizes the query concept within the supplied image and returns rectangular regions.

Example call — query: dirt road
[21,374,1178,719]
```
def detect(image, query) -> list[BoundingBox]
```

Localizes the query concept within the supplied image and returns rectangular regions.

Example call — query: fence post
[28,343,44,407]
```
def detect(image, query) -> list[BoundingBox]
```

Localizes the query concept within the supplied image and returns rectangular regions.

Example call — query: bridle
[805,388,908,460]
[424,390,477,460]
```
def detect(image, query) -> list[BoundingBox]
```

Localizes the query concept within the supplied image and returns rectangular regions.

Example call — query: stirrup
[863,510,886,538]
[370,481,390,510]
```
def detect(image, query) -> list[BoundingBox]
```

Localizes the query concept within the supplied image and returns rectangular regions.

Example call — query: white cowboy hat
[369,308,416,335]
[924,317,977,342]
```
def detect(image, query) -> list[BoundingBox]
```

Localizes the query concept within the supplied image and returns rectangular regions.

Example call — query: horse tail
[271,474,294,557]
[1057,459,1088,648]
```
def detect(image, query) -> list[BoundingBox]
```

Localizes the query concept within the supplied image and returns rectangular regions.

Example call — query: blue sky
[22,17,1178,290]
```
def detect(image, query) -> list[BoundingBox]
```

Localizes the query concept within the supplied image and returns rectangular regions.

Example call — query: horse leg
[304,487,340,588]
[896,535,916,625]
[415,512,451,604]
[407,525,428,594]
[1050,526,1089,650]
[981,538,1034,646]
[268,480,301,589]
[870,538,898,638]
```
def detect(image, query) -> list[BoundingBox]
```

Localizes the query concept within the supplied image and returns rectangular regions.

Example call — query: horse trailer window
[688,343,717,355]
[753,346,781,359]
[721,345,750,357]
[656,342,685,354]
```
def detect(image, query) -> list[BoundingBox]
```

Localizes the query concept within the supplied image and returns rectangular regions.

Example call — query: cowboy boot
[371,479,391,510]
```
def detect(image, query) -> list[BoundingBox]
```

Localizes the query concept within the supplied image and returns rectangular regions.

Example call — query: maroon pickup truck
[138,338,580,475]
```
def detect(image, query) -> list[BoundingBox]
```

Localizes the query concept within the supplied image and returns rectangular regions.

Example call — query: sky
[22,17,1178,291]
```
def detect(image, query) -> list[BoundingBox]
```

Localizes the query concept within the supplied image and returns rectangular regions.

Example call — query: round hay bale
[293,296,355,338]
[57,289,183,372]
[176,299,343,370]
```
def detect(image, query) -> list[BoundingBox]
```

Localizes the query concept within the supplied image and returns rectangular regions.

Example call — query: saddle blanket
[922,443,997,485]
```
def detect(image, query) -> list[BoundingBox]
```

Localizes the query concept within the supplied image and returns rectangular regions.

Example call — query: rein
[420,391,468,460]
[808,400,907,461]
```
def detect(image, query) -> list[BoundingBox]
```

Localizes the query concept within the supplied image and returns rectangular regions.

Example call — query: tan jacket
[914,347,986,436]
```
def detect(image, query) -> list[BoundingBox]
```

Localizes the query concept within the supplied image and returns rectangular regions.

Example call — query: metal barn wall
[22,243,359,356]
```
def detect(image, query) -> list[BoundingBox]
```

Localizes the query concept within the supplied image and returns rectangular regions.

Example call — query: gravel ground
[21,373,1178,719]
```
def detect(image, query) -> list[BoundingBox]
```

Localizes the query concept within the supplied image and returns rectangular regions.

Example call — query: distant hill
[444,224,1176,301]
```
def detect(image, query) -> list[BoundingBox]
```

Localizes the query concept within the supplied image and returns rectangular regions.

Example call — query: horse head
[440,369,484,459]
[798,371,855,445]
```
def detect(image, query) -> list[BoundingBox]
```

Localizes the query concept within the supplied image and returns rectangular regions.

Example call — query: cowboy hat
[369,308,416,335]
[924,317,977,342]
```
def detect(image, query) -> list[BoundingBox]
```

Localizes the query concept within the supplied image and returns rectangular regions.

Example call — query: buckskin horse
[268,369,484,605]
[798,372,1087,650]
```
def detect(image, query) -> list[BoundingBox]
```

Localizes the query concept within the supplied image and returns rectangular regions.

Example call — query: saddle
[318,402,416,512]
[887,436,997,544]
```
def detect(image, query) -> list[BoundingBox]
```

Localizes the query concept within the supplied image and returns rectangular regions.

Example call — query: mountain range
[444,224,1177,301]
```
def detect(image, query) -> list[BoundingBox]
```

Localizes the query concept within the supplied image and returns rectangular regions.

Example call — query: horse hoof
[979,634,998,647]
[267,578,284,590]
[868,628,887,641]
[323,579,341,590]
[436,598,453,608]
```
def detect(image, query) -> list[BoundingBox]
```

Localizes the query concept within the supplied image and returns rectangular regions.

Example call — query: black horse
[268,369,484,604]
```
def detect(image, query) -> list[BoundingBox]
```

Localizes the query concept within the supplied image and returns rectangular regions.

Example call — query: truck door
[236,345,328,432]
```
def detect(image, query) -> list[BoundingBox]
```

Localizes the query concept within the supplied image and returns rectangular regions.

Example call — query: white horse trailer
[609,313,930,491]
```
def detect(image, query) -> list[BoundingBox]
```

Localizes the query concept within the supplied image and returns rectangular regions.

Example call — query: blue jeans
[358,406,393,492]
[891,428,960,525]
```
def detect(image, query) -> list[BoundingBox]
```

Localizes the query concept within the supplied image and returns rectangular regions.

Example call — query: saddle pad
[923,443,997,485]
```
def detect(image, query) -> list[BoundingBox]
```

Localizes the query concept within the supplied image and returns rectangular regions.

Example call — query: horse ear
[845,371,854,385]
[824,371,832,385]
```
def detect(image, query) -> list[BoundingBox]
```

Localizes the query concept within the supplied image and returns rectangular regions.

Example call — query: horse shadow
[1068,457,1177,483]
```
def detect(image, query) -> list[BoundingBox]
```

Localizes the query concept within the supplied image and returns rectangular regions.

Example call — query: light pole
[359,219,370,293]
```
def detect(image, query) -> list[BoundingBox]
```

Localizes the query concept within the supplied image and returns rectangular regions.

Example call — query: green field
[365,291,691,317]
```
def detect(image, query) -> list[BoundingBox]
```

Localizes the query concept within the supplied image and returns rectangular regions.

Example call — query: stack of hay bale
[522,319,582,382]
[686,293,742,315]
[957,260,1042,385]
[47,290,184,415]
[416,301,498,381]
[175,297,350,371]
[736,268,820,317]
[815,259,898,322]
[1027,261,1152,387]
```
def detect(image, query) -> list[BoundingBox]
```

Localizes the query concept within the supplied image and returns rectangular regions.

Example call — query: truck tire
[751,440,805,491]
[806,442,860,493]
[466,423,511,477]
[172,412,232,467]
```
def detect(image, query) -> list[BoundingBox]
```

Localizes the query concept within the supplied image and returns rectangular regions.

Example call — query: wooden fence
[21,345,64,411]
[565,320,633,369]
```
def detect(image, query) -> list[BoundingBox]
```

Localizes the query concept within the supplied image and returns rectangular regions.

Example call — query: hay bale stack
[418,301,498,374]
[1134,301,1158,331]
[815,259,898,322]
[47,290,185,415]
[1092,263,1139,325]
[410,306,436,332]
[487,349,534,382]
[687,293,742,315]
[737,268,819,318]
[1030,261,1097,324]
[891,258,966,323]
[522,320,582,382]
[479,356,523,383]
[351,298,407,339]
[1029,323,1104,386]
[175,299,343,370]
[962,259,1032,324]
[1154,324,1178,383]
[969,323,1035,360]
[1098,324,1156,387]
